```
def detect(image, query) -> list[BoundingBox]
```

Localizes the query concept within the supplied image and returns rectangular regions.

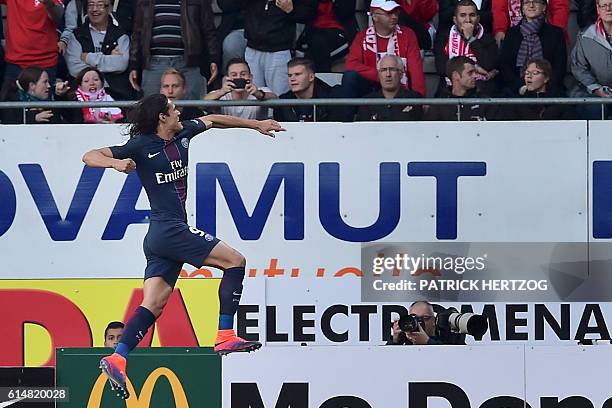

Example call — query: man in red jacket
[1,0,64,86]
[342,0,425,98]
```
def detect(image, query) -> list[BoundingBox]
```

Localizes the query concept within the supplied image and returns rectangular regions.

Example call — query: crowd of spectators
[0,0,610,124]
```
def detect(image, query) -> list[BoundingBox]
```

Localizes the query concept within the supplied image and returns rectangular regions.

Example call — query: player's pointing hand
[256,119,285,137]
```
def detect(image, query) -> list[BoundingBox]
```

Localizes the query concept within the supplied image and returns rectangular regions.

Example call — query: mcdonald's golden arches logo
[87,367,189,408]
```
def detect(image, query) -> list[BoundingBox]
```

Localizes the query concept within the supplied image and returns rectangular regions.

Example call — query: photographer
[204,58,277,120]
[388,301,445,345]
[387,301,467,345]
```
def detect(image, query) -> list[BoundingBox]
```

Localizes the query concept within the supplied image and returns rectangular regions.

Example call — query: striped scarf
[516,16,544,70]
[75,87,124,123]
[444,24,487,84]
[362,25,409,86]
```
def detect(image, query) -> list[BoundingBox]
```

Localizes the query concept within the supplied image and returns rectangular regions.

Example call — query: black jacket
[386,332,466,345]
[576,0,597,29]
[129,0,220,75]
[499,22,566,95]
[356,88,424,121]
[0,93,73,124]
[305,0,358,44]
[434,27,498,95]
[238,0,318,52]
[510,87,575,120]
[424,87,498,121]
[217,0,244,43]
[74,17,134,100]
[438,0,493,34]
[273,78,343,122]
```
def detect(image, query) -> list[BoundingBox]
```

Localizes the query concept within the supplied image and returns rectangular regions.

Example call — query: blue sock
[217,266,245,329]
[114,306,156,358]
[218,314,234,330]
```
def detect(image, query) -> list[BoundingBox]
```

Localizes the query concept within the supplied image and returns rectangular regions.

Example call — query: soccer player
[82,94,284,399]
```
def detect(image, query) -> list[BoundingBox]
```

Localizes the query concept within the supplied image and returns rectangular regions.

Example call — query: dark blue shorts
[143,220,220,287]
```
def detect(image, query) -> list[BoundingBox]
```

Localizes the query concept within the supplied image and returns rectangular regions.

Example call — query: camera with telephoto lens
[398,314,425,332]
[434,306,488,337]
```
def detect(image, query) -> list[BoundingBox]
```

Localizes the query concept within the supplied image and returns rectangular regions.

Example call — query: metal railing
[1,97,611,122]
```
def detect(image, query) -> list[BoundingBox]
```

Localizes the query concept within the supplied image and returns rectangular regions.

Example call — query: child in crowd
[74,67,124,124]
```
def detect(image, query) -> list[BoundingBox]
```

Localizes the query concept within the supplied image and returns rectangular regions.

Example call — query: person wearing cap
[434,0,498,96]
[342,0,425,100]
[366,0,438,50]
[498,0,566,96]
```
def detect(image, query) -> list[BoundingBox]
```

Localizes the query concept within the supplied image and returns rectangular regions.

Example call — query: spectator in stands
[576,0,598,29]
[274,57,343,121]
[104,321,124,348]
[217,0,247,74]
[59,0,135,56]
[434,0,498,96]
[128,0,221,100]
[73,67,124,123]
[425,56,497,120]
[343,0,425,100]
[570,0,612,119]
[205,58,276,120]
[296,0,358,72]
[63,0,133,100]
[498,0,566,96]
[492,0,569,46]
[158,68,206,120]
[356,54,423,121]
[439,0,493,34]
[1,0,65,86]
[234,0,317,96]
[511,58,574,119]
[0,66,72,124]
[365,0,438,49]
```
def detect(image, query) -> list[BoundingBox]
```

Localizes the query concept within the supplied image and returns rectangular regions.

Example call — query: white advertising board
[222,346,525,408]
[2,121,611,348]
[525,346,612,408]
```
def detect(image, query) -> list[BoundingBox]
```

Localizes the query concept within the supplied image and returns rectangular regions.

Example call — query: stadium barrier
[53,345,612,408]
[56,347,220,408]
[1,97,612,121]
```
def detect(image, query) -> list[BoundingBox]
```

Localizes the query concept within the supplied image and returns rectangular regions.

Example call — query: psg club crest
[181,138,189,148]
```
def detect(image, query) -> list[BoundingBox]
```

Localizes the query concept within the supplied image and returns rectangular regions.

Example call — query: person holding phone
[204,58,277,120]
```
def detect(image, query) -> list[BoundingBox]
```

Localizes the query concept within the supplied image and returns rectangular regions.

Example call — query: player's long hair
[125,94,170,138]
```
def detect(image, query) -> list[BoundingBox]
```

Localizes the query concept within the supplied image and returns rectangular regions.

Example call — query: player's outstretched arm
[198,114,285,137]
[82,148,136,173]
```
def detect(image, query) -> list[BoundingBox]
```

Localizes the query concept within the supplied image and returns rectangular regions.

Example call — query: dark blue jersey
[109,119,207,222]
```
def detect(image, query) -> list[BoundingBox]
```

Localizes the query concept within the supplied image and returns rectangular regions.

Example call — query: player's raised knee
[230,251,246,268]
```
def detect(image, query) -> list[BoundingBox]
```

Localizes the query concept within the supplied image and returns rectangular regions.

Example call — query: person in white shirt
[205,58,277,120]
